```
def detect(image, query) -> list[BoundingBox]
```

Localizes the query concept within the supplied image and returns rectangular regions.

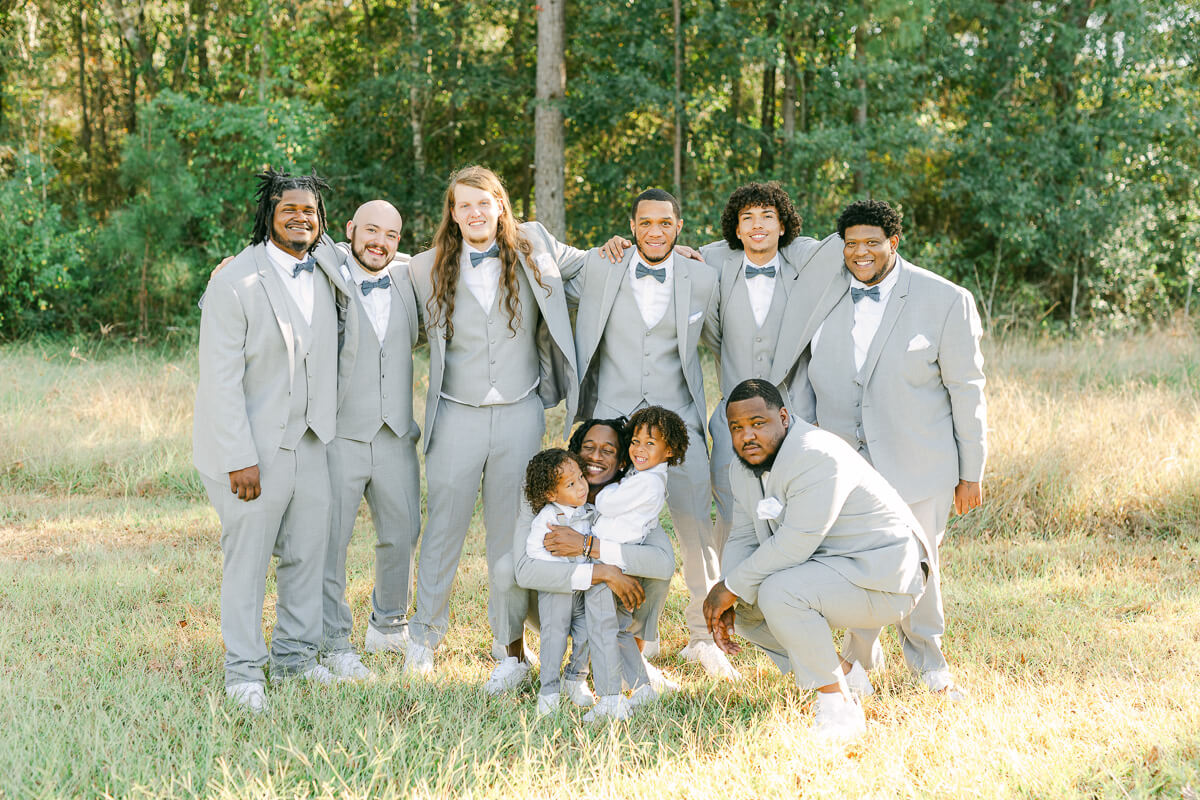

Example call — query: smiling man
[702,379,928,742]
[194,170,351,712]
[801,199,986,700]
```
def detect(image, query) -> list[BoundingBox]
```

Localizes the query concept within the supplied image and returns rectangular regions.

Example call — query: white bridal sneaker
[923,668,967,702]
[680,640,743,681]
[583,694,631,723]
[844,661,875,698]
[403,642,435,678]
[563,679,598,708]
[226,682,268,714]
[323,651,376,682]
[643,658,680,695]
[365,625,410,654]
[535,692,560,718]
[484,657,531,695]
[811,691,867,743]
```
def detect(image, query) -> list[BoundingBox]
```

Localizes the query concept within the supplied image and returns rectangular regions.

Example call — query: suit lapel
[596,252,630,345]
[769,240,849,384]
[672,252,692,366]
[859,258,912,386]
[255,246,296,382]
[744,467,771,543]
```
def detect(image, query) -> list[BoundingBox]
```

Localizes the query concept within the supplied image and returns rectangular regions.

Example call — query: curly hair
[836,199,903,240]
[250,168,330,252]
[523,448,587,514]
[626,406,689,467]
[719,182,802,251]
[567,417,631,479]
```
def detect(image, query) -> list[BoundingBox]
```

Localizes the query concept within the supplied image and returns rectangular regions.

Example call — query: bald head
[346,200,403,272]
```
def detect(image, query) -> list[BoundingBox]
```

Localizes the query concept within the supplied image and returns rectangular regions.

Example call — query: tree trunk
[853,24,867,195]
[408,0,426,235]
[534,0,566,239]
[757,63,776,172]
[782,38,796,140]
[74,0,91,162]
[193,0,209,86]
[672,0,684,203]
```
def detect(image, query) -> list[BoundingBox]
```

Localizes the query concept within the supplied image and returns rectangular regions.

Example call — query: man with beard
[319,200,424,681]
[194,170,350,712]
[703,379,928,742]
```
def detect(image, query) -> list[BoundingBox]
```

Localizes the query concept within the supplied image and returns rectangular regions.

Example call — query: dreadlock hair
[568,416,632,481]
[524,448,588,514]
[427,165,548,341]
[250,168,331,252]
[719,182,803,251]
[836,199,903,240]
[626,406,689,467]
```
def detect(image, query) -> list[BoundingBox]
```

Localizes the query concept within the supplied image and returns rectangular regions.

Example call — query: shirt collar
[633,462,670,477]
[265,239,311,273]
[348,257,391,286]
[742,252,781,277]
[849,257,901,299]
[460,239,499,268]
[630,251,674,280]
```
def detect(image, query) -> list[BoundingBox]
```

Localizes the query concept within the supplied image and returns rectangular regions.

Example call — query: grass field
[2,329,1198,798]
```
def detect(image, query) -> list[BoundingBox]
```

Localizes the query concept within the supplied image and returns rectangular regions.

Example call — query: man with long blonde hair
[404,166,580,693]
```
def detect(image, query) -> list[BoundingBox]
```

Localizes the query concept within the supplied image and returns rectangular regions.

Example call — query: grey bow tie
[635,263,666,283]
[469,244,500,267]
[291,255,316,278]
[851,285,880,303]
[745,264,776,279]
[361,274,391,295]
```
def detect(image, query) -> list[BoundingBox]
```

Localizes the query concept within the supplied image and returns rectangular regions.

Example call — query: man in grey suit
[404,166,579,693]
[800,199,986,699]
[320,200,424,681]
[565,188,738,679]
[703,379,928,742]
[193,170,350,712]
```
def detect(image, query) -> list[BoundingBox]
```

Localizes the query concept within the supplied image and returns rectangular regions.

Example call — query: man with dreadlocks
[193,169,351,713]
[403,165,580,694]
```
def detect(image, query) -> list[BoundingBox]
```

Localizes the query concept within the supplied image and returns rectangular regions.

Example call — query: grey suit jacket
[566,248,719,435]
[803,256,987,502]
[408,221,579,448]
[192,240,346,480]
[722,421,926,606]
[700,233,848,403]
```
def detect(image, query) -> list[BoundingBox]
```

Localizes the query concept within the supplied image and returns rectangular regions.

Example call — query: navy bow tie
[469,244,500,267]
[851,285,881,303]
[635,263,667,283]
[745,264,776,279]
[360,274,391,296]
[291,255,316,278]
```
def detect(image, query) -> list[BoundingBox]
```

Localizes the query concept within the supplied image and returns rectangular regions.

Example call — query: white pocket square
[688,310,703,324]
[756,496,784,521]
[907,334,931,351]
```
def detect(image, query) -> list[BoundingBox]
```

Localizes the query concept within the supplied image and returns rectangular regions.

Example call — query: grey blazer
[566,248,719,436]
[192,240,346,480]
[408,221,579,448]
[722,421,927,606]
[803,256,987,503]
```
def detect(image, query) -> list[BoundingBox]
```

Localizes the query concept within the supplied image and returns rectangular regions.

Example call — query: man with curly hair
[800,199,986,700]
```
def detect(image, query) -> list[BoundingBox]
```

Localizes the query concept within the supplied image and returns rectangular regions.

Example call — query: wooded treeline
[1,0,1197,338]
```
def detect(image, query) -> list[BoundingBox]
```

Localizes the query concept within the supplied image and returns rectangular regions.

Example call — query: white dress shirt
[349,259,392,342]
[628,254,674,328]
[742,253,780,328]
[528,502,596,591]
[812,262,901,372]
[460,241,501,313]
[592,462,668,547]
[265,239,315,325]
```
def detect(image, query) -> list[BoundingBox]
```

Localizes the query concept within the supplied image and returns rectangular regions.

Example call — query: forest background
[2,0,1199,341]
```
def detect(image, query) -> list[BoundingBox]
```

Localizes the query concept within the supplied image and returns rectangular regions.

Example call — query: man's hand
[599,236,632,263]
[954,479,983,515]
[229,465,261,502]
[593,564,645,611]
[544,524,587,558]
[703,580,741,654]
[210,255,234,281]
[674,244,704,262]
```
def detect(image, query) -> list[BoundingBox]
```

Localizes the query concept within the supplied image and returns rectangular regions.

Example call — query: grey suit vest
[719,276,789,394]
[808,297,870,459]
[441,268,539,406]
[595,277,692,420]
[280,275,337,449]
[338,288,416,442]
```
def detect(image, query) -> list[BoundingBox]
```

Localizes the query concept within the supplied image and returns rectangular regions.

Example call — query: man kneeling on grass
[702,379,929,743]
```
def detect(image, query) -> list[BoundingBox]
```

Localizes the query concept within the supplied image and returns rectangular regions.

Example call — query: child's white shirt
[592,463,668,545]
[527,502,593,564]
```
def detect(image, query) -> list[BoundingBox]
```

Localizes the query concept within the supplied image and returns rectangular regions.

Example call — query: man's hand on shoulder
[229,465,261,502]
[954,479,982,515]
[599,236,632,263]
[210,255,235,282]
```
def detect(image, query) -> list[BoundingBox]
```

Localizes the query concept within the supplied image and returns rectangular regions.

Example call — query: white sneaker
[923,669,967,701]
[226,682,267,713]
[844,661,875,697]
[643,658,680,695]
[583,694,631,723]
[323,651,375,682]
[563,679,597,708]
[297,662,351,685]
[681,641,743,681]
[365,625,410,654]
[535,692,559,717]
[404,642,435,677]
[484,657,531,695]
[811,691,866,743]
[640,639,660,660]
[627,683,659,709]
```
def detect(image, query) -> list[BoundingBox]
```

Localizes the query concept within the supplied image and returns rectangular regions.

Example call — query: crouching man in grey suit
[703,379,928,743]
[193,170,351,713]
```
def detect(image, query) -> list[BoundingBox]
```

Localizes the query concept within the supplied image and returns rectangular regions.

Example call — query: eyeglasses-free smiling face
[271,189,321,256]
[551,458,590,508]
[842,223,899,286]
[628,424,674,472]
[577,424,624,487]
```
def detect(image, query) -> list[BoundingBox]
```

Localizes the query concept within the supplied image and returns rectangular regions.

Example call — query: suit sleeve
[606,523,675,580]
[724,448,852,605]
[514,500,585,592]
[786,347,819,425]
[720,482,761,592]
[197,279,258,474]
[938,288,987,483]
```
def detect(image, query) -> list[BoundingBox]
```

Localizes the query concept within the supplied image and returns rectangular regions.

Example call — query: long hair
[250,169,331,252]
[427,166,546,340]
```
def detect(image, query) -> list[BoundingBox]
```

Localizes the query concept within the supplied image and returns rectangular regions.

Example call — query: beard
[735,446,779,479]
[635,229,679,265]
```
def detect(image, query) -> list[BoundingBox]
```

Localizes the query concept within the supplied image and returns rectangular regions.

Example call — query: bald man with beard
[318,200,425,681]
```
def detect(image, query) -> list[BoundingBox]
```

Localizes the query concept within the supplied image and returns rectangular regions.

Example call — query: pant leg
[665,420,720,645]
[323,436,371,655]
[708,403,735,559]
[583,583,623,696]
[269,431,330,677]
[628,576,670,644]
[480,394,544,646]
[615,603,647,691]
[537,591,575,697]
[363,426,422,635]
[563,592,589,683]
[410,400,489,650]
